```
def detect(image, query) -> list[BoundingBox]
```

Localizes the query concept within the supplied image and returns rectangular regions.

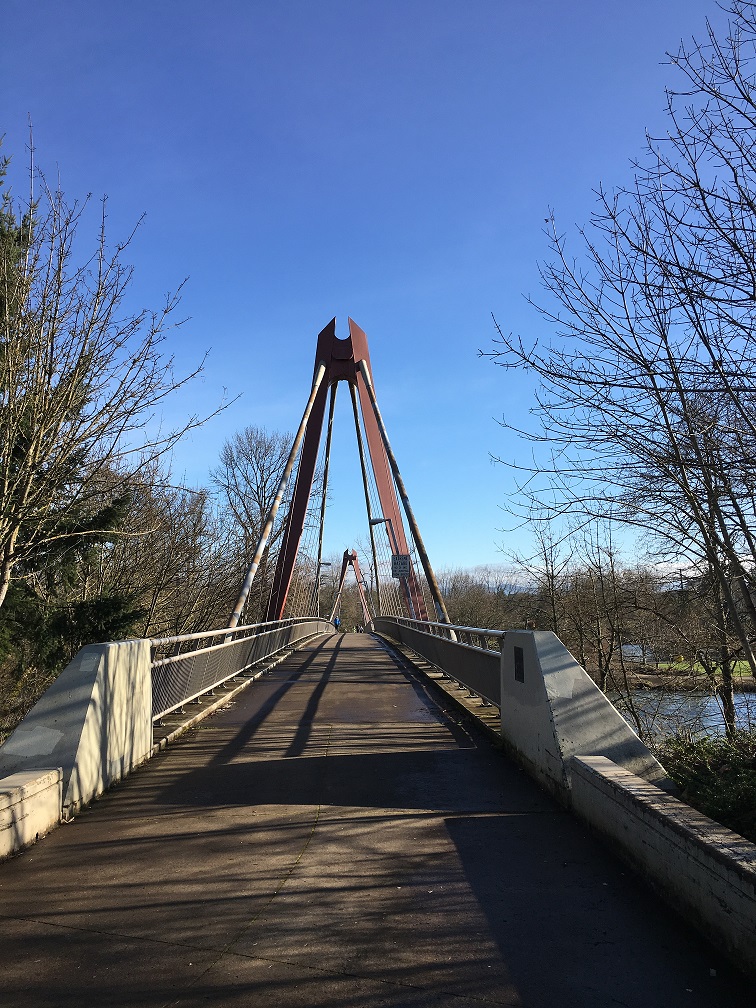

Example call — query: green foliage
[0,578,145,744]
[0,146,33,327]
[657,731,756,844]
[46,592,145,662]
[0,483,145,737]
[0,139,221,740]
[0,578,145,678]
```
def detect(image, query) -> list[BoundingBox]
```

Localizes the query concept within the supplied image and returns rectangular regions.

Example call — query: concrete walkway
[1,632,753,1007]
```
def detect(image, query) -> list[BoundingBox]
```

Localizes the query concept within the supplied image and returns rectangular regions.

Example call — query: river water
[609,688,756,738]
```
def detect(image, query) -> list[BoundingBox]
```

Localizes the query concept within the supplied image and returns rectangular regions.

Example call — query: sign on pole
[391,554,411,578]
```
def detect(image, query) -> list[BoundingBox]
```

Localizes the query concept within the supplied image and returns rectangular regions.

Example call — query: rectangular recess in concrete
[514,646,524,682]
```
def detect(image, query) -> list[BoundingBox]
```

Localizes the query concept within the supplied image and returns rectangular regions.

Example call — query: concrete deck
[1,632,753,1006]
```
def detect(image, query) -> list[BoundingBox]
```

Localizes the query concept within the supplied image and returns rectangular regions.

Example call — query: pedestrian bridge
[1,318,755,1004]
[0,622,754,1006]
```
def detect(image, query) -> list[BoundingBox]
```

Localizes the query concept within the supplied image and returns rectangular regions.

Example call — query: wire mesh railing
[373,615,503,708]
[151,616,332,721]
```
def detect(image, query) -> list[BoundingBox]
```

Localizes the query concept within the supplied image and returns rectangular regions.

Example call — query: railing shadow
[210,634,338,765]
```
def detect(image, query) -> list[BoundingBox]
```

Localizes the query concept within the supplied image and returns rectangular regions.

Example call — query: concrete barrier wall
[0,639,152,818]
[572,756,756,979]
[373,618,500,706]
[0,769,62,860]
[499,630,671,799]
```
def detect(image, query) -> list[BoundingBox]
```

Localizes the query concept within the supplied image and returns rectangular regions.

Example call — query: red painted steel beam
[350,320,428,619]
[264,324,333,621]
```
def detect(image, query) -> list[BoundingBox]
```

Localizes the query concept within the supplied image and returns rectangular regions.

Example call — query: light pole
[370,516,399,554]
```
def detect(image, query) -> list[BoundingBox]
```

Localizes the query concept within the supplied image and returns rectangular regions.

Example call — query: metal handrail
[150,616,308,647]
[385,616,505,639]
[152,621,321,668]
[150,615,333,721]
[380,616,504,653]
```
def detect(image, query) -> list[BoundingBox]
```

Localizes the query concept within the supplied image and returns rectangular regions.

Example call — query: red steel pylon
[329,549,373,628]
[229,318,451,627]
[265,317,431,620]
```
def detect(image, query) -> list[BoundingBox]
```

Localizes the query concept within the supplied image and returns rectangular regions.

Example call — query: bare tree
[437,564,529,631]
[211,424,332,622]
[89,471,239,639]
[211,427,292,545]
[0,145,220,608]
[508,519,575,635]
[486,2,756,732]
[210,425,293,621]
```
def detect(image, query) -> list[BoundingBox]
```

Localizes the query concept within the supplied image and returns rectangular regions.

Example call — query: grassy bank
[656,731,756,844]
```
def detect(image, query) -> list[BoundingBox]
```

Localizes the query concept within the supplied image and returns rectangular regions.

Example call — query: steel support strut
[310,382,337,614]
[228,362,327,629]
[350,382,381,616]
[348,320,428,619]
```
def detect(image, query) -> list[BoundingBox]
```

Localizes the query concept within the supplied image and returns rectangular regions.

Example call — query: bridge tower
[328,549,373,627]
[229,318,451,628]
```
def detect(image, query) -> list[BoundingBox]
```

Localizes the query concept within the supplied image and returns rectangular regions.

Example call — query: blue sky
[2,0,725,569]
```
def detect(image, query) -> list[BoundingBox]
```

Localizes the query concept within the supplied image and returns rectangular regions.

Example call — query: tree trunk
[0,531,19,608]
[719,646,737,737]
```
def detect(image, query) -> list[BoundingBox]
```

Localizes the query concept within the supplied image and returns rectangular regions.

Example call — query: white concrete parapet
[0,769,62,859]
[499,630,671,798]
[0,639,152,816]
[572,755,756,979]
